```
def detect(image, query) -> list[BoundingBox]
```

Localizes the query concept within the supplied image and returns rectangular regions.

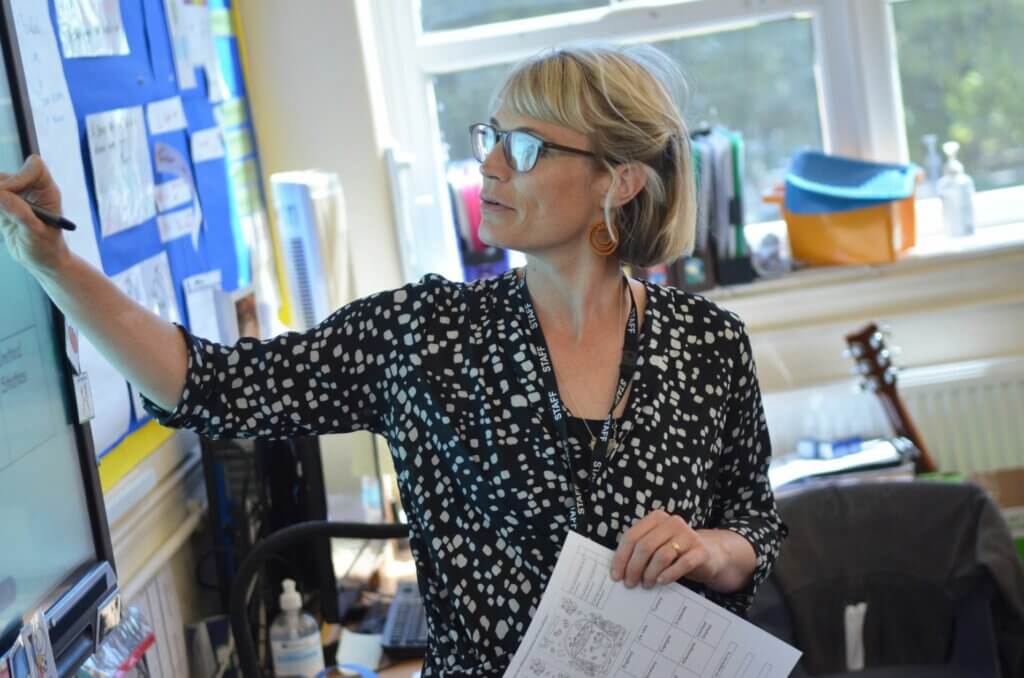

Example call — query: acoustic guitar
[844,323,938,474]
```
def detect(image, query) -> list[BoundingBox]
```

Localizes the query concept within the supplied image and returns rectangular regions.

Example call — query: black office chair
[228,520,410,678]
[748,480,1024,677]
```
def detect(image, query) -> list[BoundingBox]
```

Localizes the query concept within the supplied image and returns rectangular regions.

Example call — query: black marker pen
[29,203,77,231]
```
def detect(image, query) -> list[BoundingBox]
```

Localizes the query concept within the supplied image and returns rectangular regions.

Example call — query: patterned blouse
[144,269,786,677]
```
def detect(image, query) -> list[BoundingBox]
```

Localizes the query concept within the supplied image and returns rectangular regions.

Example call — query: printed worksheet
[504,532,800,678]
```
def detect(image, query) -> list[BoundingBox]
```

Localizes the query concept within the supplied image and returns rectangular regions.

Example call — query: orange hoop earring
[589,221,618,256]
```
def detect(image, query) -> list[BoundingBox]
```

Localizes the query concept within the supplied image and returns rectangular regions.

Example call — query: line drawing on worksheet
[504,532,799,678]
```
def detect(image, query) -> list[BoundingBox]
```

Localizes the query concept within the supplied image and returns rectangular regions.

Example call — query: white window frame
[365,0,1022,284]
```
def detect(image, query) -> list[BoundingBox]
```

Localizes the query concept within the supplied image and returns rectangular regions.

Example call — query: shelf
[706,223,1024,336]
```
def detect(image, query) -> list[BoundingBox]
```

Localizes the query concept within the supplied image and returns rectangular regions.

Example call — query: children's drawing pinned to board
[112,252,181,422]
[162,0,198,89]
[85,106,157,237]
[162,0,229,101]
[53,0,130,59]
[154,142,203,249]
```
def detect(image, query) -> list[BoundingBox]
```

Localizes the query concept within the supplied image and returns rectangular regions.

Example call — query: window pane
[421,0,607,33]
[432,17,822,225]
[652,17,822,223]
[893,0,1024,192]
[434,63,511,164]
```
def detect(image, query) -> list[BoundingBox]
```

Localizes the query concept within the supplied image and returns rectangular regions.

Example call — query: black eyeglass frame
[469,122,597,172]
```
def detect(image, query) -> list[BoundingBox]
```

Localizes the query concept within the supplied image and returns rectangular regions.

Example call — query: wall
[231,0,401,494]
[235,0,403,298]
[708,230,1024,393]
[106,0,407,645]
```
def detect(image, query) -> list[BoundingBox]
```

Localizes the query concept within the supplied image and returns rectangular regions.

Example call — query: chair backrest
[748,480,1024,677]
[229,520,410,678]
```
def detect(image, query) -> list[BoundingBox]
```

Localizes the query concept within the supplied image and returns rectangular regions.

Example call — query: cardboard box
[971,467,1024,562]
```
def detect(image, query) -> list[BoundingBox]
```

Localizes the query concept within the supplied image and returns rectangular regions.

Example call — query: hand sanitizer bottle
[936,141,975,237]
[270,579,325,678]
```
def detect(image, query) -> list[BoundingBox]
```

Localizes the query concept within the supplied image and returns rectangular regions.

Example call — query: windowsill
[705,222,1024,334]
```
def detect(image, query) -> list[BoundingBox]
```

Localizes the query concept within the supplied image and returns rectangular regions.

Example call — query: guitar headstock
[844,323,899,395]
[844,322,937,473]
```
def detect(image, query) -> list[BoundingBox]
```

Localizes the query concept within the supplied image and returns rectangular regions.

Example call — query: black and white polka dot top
[144,269,786,677]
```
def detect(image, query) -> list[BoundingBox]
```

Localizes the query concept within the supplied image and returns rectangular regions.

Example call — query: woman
[0,44,785,677]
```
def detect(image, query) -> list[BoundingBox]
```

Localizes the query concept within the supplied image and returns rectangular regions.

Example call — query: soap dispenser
[936,140,976,237]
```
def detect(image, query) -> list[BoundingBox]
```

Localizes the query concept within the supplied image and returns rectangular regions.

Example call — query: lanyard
[515,272,639,533]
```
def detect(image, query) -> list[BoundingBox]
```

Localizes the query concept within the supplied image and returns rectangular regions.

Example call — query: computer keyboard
[381,581,428,658]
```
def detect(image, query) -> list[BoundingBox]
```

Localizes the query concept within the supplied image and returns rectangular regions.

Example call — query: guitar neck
[875,389,938,474]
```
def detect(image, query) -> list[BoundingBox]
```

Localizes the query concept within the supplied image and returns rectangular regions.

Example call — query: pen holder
[715,256,757,286]
[671,253,716,292]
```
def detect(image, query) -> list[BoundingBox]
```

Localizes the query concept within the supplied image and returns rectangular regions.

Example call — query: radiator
[130,566,189,678]
[762,356,1024,475]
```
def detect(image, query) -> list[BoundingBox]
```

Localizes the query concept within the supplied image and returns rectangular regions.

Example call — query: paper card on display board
[180,3,228,103]
[53,0,129,58]
[85,106,157,237]
[155,176,192,212]
[190,127,225,163]
[154,142,203,249]
[146,96,188,135]
[161,0,197,89]
[183,270,224,344]
[111,252,182,327]
[111,252,181,422]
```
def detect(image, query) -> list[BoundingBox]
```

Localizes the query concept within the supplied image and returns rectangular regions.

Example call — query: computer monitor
[0,4,120,675]
[201,429,393,626]
[256,431,391,624]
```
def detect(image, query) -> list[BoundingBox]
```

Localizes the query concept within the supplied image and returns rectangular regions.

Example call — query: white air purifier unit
[269,171,349,331]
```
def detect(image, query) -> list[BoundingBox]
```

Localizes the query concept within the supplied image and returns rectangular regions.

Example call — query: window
[651,18,821,223]
[368,0,1024,285]
[434,63,510,165]
[892,0,1024,193]
[421,0,606,33]
[432,16,821,225]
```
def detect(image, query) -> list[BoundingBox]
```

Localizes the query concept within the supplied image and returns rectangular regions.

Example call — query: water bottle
[270,579,326,678]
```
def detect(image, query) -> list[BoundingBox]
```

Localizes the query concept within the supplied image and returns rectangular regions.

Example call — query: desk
[371,549,423,677]
[378,659,423,677]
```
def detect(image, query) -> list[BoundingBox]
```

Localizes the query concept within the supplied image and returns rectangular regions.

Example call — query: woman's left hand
[610,509,720,589]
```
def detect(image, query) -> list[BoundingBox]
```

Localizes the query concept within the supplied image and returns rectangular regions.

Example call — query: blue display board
[44,0,266,452]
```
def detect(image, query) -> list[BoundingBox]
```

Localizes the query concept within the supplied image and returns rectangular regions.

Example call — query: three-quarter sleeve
[705,322,788,614]
[141,287,407,440]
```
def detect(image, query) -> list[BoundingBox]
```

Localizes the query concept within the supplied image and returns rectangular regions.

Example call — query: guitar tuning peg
[884,366,899,384]
[876,348,891,366]
[842,348,851,359]
[869,332,883,350]
[850,344,864,358]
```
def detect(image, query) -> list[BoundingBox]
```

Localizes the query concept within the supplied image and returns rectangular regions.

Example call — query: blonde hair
[494,43,697,267]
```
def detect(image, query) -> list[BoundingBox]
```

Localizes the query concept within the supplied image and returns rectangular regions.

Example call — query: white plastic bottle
[936,141,975,237]
[270,579,326,678]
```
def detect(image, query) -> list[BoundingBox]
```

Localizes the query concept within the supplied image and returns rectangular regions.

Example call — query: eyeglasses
[469,122,596,173]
